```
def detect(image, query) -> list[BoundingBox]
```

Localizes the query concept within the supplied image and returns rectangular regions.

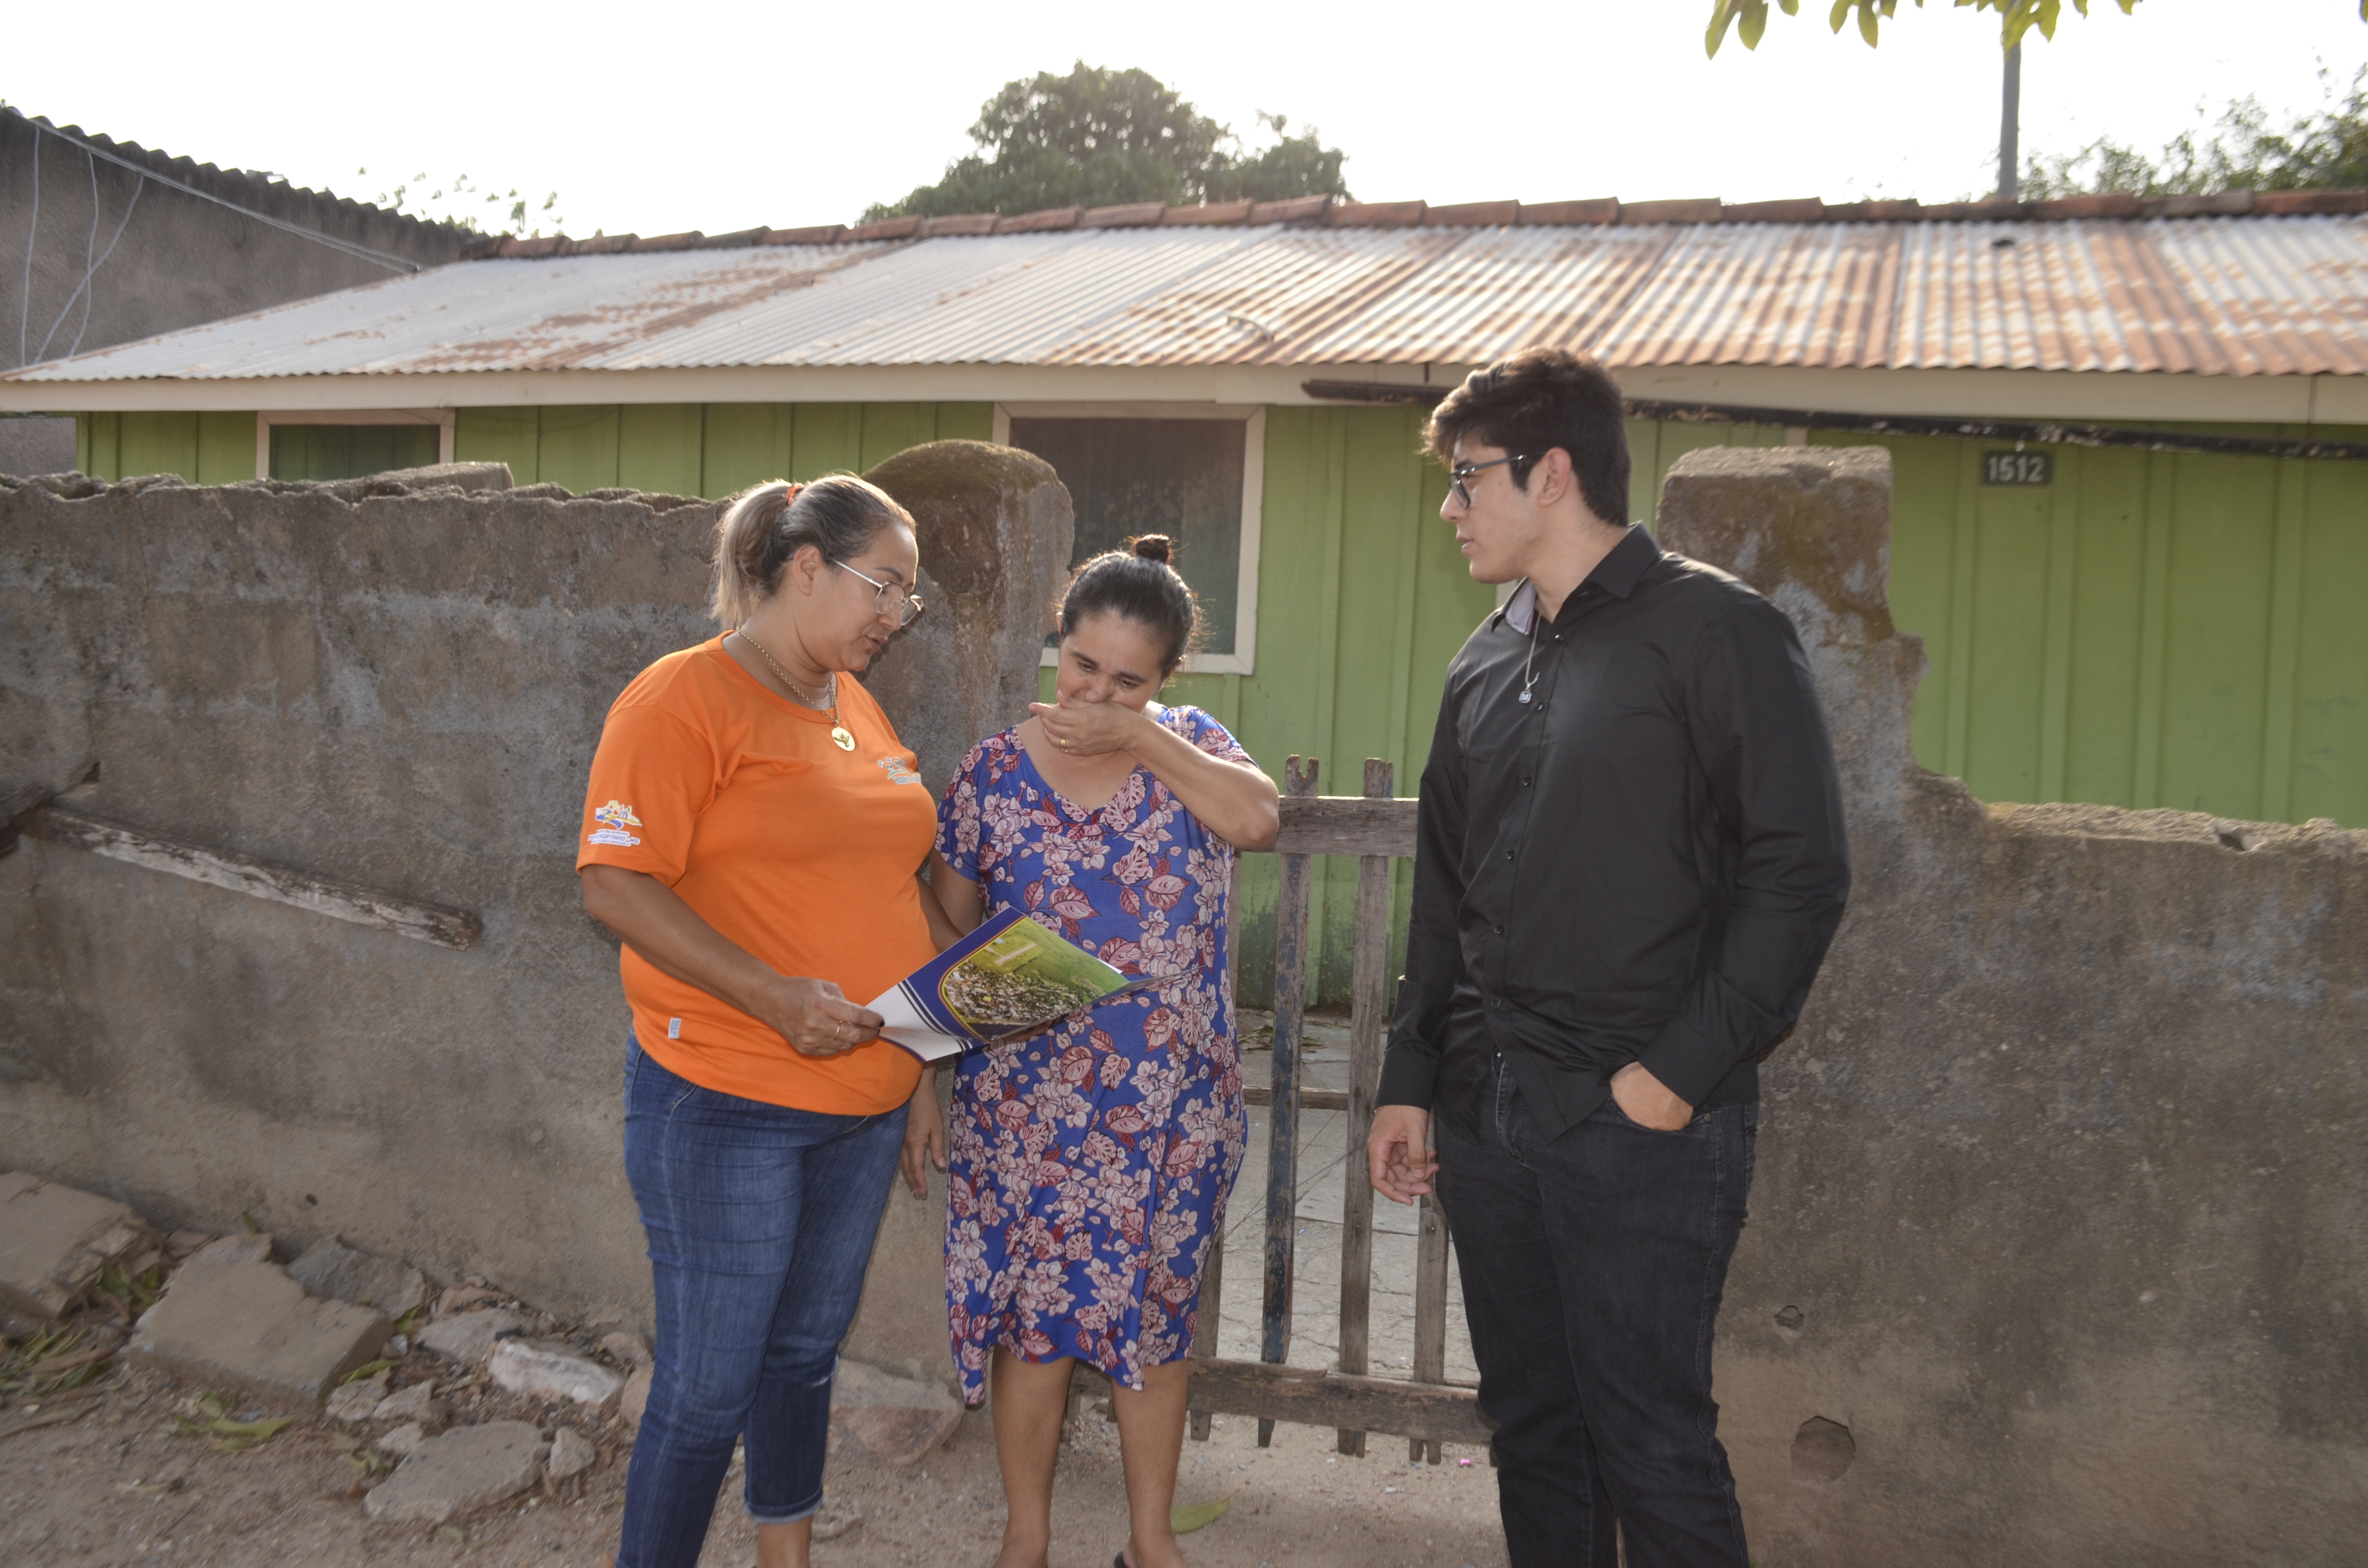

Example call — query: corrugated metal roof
[15,215,2368,384]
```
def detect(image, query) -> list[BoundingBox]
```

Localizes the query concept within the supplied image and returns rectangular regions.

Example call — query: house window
[999,405,1265,674]
[256,410,454,481]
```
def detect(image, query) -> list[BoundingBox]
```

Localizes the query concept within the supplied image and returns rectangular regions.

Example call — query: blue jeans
[614,1037,907,1568]
[1435,1055,1757,1568]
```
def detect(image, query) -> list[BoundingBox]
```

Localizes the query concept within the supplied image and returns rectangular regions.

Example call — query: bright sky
[7,1,2365,238]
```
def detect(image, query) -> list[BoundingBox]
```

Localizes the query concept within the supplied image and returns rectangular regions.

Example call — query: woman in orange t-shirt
[577,475,953,1568]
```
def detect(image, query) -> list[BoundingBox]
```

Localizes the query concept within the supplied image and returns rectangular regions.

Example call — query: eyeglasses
[1448,453,1533,507]
[836,560,925,628]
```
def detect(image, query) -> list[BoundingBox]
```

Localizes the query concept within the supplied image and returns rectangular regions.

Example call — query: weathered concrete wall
[0,415,76,477]
[0,445,1069,1385]
[0,109,470,373]
[1662,447,2368,1567]
[861,440,1074,796]
[841,440,1073,1378]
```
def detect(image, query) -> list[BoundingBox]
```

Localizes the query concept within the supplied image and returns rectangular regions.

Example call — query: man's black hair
[1424,347,1632,526]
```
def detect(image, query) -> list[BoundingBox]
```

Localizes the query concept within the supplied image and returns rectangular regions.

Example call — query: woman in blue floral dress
[904,536,1278,1568]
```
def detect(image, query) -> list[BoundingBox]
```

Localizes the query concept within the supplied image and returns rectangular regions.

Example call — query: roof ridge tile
[434,187,2368,261]
[1163,200,1254,225]
[1330,199,1426,227]
[997,206,1082,233]
[1081,201,1165,229]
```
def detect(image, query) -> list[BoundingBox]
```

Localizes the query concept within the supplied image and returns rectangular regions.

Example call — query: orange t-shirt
[575,637,934,1114]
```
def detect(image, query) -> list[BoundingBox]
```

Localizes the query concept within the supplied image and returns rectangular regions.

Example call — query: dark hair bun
[1058,538,1201,670]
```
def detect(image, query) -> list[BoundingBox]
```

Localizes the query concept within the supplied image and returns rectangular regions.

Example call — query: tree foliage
[1706,0,2140,56]
[864,63,1351,221]
[2020,71,2368,198]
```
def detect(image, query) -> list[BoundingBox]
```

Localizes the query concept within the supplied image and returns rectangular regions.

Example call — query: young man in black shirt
[1367,348,1850,1567]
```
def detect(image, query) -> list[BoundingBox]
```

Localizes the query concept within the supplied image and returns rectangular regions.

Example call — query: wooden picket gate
[1073,756,1490,1461]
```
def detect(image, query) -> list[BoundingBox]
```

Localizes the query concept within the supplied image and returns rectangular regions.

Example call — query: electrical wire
[48,166,144,363]
[15,124,37,370]
[31,149,102,364]
[4,106,424,277]
[62,177,141,362]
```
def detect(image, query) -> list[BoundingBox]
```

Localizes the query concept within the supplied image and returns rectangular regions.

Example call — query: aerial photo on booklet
[868,906,1149,1062]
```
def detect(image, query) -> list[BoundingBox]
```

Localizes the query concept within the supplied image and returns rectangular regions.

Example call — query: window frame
[254,408,455,480]
[993,401,1266,677]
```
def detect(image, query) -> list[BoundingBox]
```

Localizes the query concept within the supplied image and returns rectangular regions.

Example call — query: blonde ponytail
[709,475,915,626]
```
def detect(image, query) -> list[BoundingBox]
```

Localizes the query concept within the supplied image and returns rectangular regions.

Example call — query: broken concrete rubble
[128,1236,389,1408]
[417,1307,529,1364]
[372,1378,438,1424]
[488,1337,624,1407]
[324,1374,386,1424]
[375,1421,425,1460]
[186,1233,271,1268]
[286,1236,429,1321]
[826,1357,962,1465]
[0,1171,160,1327]
[619,1363,652,1431]
[546,1425,596,1482]
[363,1419,547,1523]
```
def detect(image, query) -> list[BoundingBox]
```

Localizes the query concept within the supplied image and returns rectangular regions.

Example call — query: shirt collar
[1497,525,1659,634]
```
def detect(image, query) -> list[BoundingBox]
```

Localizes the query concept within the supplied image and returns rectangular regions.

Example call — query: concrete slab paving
[417,1305,530,1364]
[0,1170,149,1325]
[286,1234,431,1321]
[486,1336,624,1407]
[361,1419,547,1523]
[127,1237,392,1408]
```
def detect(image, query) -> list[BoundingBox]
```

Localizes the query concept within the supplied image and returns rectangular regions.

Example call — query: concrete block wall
[0,448,1071,1382]
[1662,448,2368,1567]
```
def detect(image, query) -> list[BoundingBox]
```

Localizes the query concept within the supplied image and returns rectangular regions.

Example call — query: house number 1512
[1982,450,2053,486]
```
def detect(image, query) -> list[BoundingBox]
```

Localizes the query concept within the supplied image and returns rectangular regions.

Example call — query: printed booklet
[867,906,1154,1063]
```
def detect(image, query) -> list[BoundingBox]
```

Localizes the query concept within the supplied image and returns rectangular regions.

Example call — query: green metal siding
[447,402,993,496]
[1811,427,2368,828]
[78,411,254,486]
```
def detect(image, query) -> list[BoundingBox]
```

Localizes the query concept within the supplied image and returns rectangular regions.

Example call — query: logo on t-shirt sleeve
[588,799,644,847]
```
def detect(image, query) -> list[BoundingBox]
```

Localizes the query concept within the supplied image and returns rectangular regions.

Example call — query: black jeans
[1435,1054,1755,1568]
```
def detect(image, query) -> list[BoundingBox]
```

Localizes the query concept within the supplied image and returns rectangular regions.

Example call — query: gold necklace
[735,628,856,751]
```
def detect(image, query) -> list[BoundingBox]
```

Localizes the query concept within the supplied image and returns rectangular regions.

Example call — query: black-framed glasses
[836,561,925,628]
[1449,453,1533,507]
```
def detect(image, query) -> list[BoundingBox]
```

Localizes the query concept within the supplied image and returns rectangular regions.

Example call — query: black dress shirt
[1377,526,1852,1142]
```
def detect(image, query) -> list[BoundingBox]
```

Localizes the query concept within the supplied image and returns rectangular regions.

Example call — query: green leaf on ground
[340,1359,397,1385]
[206,1414,295,1451]
[0,1407,88,1439]
[1171,1497,1231,1533]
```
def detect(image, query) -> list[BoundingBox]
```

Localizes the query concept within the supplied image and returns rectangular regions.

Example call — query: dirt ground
[0,1360,1511,1568]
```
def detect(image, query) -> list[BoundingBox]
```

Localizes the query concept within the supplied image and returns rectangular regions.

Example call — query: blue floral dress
[933,705,1253,1403]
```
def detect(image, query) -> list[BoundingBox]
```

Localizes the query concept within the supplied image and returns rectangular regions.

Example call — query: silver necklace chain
[735,628,836,711]
[1518,583,1543,705]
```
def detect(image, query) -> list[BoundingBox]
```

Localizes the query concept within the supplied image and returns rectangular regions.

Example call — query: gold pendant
[832,726,856,751]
